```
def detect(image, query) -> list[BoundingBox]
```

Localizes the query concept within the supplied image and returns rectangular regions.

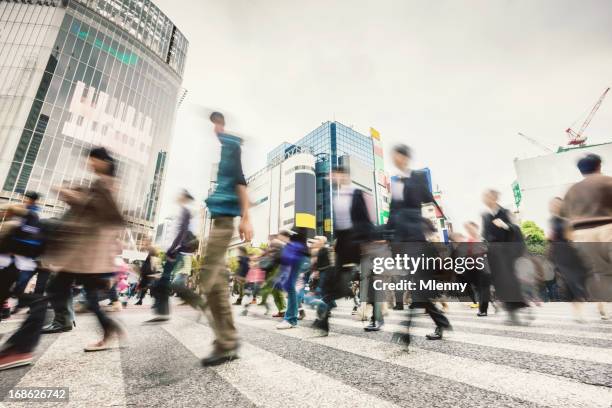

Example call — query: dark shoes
[391,332,411,346]
[311,319,329,336]
[201,347,239,367]
[298,309,306,320]
[392,304,404,311]
[232,299,243,306]
[505,310,522,326]
[477,312,488,317]
[426,325,451,340]
[41,323,73,334]
[364,321,384,332]
[272,311,285,318]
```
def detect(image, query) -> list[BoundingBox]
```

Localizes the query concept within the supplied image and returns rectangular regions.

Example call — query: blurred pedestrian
[311,165,374,335]
[276,228,309,330]
[0,191,45,318]
[259,231,290,316]
[464,221,492,316]
[562,154,612,320]
[482,189,529,325]
[387,145,451,341]
[134,239,160,305]
[197,111,252,366]
[232,246,249,305]
[241,255,265,316]
[0,147,125,370]
[548,197,587,320]
[147,189,196,321]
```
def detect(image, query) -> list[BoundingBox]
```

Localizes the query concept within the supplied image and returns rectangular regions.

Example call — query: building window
[284,165,313,175]
[284,201,294,208]
[283,218,294,226]
[253,196,268,206]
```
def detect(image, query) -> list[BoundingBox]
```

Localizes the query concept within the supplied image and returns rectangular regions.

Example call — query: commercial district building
[244,121,390,246]
[513,141,612,228]
[0,0,187,245]
[198,120,450,248]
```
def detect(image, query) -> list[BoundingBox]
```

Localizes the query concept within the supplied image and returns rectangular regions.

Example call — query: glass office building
[0,0,187,244]
[268,121,379,237]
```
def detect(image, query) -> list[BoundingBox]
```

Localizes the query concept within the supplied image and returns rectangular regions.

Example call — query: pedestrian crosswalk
[164,319,399,408]
[1,301,611,407]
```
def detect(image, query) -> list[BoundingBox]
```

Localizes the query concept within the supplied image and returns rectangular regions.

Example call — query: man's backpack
[6,209,45,258]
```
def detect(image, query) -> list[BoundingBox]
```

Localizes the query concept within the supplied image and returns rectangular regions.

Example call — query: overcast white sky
[154,0,612,228]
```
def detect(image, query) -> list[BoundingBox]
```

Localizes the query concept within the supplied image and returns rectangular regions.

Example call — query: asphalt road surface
[1,300,611,407]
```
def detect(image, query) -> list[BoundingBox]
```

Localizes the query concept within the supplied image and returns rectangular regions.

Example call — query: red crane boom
[566,87,610,146]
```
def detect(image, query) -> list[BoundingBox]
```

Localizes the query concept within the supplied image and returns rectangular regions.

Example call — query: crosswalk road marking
[2,320,126,408]
[330,308,612,340]
[423,304,612,327]
[0,301,610,407]
[311,308,612,365]
[235,314,612,408]
[162,316,400,408]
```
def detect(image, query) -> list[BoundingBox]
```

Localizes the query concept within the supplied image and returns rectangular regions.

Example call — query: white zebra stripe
[304,314,612,365]
[3,320,126,408]
[236,315,612,408]
[330,308,612,340]
[162,316,400,408]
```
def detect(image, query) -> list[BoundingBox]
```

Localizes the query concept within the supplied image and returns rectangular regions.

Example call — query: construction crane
[518,132,554,153]
[565,87,610,146]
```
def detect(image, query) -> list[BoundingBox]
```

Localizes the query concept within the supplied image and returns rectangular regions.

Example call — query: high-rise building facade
[0,0,187,245]
[268,121,387,238]
[248,147,316,246]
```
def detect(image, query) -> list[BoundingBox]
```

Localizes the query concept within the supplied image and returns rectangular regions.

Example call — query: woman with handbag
[0,147,126,371]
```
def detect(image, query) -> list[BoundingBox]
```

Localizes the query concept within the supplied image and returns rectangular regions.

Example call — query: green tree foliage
[521,220,546,255]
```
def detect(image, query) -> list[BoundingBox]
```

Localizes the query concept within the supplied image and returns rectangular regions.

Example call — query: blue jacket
[205,133,247,218]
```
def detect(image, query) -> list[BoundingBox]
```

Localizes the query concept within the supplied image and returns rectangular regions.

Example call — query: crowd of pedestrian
[0,112,610,372]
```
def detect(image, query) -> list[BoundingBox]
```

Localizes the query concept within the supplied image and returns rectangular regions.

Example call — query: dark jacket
[482,207,523,244]
[167,206,191,257]
[237,255,249,278]
[3,204,44,258]
[387,170,436,242]
[482,206,526,304]
[335,189,374,267]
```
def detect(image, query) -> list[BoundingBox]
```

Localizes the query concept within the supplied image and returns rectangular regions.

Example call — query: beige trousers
[199,217,238,350]
[571,223,612,302]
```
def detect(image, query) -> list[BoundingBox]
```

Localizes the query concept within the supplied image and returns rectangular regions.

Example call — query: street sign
[512,181,522,208]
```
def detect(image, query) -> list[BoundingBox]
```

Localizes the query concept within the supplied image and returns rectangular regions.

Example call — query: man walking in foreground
[200,111,253,366]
